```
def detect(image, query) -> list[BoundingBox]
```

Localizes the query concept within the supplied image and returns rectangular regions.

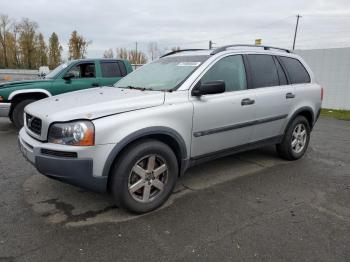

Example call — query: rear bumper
[18,128,109,193]
[0,102,10,117]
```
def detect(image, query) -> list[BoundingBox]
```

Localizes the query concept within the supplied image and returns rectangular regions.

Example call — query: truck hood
[25,87,165,122]
[0,79,53,89]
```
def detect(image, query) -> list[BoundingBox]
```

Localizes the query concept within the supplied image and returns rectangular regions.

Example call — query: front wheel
[276,116,310,160]
[110,139,179,214]
[11,99,36,129]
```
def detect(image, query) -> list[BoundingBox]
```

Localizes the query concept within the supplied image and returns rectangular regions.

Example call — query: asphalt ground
[0,117,349,261]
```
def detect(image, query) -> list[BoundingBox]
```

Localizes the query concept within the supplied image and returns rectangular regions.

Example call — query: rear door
[191,55,256,158]
[278,56,315,114]
[246,54,294,142]
[99,60,127,87]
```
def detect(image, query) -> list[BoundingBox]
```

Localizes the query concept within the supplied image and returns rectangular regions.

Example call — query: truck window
[101,62,122,77]
[67,63,96,78]
[117,61,127,76]
[279,56,311,84]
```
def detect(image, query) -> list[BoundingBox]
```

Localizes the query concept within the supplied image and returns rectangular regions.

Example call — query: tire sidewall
[12,99,36,129]
[287,116,311,159]
[111,139,178,213]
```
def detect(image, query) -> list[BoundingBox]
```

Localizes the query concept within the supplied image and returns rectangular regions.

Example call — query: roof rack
[160,49,207,58]
[210,45,291,55]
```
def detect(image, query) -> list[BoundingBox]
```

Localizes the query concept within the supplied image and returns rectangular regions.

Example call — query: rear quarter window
[279,56,311,84]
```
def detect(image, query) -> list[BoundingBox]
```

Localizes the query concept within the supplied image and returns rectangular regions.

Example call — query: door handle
[286,92,295,99]
[92,83,100,87]
[241,98,255,106]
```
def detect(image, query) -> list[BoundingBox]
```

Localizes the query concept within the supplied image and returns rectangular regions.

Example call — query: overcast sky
[2,0,350,59]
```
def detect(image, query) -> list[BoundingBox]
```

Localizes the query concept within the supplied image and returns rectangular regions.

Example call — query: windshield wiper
[121,86,153,91]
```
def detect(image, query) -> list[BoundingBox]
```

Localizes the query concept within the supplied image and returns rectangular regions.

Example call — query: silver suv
[19,45,322,213]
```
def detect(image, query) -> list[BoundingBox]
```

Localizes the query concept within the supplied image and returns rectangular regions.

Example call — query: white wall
[295,48,350,110]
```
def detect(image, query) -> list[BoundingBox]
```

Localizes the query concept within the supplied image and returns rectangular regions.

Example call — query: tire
[110,139,179,214]
[11,99,36,129]
[276,115,310,160]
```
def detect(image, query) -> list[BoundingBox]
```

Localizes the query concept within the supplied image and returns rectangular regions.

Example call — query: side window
[117,61,127,76]
[201,55,247,92]
[101,62,122,77]
[279,56,311,84]
[67,63,96,78]
[274,57,288,85]
[247,54,279,88]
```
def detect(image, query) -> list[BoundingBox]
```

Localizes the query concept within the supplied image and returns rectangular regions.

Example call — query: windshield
[114,55,209,91]
[45,62,70,79]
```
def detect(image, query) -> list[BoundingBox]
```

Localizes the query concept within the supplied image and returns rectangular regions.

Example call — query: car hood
[0,79,53,89]
[25,87,165,122]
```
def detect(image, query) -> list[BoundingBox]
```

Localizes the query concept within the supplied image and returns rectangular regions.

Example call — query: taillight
[321,87,324,101]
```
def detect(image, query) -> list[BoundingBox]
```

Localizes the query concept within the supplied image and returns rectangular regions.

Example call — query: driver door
[52,61,100,95]
[190,55,256,158]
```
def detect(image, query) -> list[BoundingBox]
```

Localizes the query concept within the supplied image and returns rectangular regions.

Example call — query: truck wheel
[276,115,310,160]
[110,139,178,214]
[11,99,36,129]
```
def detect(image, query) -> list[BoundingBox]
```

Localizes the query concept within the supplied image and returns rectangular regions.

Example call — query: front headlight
[48,121,95,146]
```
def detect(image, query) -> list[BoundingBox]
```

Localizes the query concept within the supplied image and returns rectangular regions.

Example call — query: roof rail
[210,45,291,55]
[160,49,207,58]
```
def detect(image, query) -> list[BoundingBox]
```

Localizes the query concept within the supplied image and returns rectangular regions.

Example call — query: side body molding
[8,89,52,100]
[102,127,188,178]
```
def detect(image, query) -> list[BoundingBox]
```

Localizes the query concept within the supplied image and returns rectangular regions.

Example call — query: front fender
[101,126,188,178]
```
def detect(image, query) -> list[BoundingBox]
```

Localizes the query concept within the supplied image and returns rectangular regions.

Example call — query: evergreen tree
[48,32,62,69]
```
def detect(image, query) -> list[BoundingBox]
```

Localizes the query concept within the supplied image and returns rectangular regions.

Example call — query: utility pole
[209,40,216,49]
[292,14,302,50]
[135,42,138,64]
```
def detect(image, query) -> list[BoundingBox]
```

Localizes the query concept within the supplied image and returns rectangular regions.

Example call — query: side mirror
[63,72,75,81]
[192,80,225,96]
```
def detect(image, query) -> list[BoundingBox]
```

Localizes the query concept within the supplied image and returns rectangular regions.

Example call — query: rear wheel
[110,139,178,214]
[276,116,310,160]
[11,99,37,129]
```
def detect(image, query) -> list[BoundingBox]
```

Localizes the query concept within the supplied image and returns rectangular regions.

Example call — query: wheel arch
[103,127,189,189]
[8,89,52,101]
[285,106,315,134]
[9,89,52,117]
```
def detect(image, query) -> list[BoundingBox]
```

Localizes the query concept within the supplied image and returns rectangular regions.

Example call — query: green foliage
[320,108,350,121]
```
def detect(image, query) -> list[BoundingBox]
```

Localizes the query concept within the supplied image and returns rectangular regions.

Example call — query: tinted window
[247,54,279,88]
[201,55,246,92]
[279,56,310,84]
[101,62,122,77]
[67,63,95,78]
[274,57,288,85]
[117,61,127,76]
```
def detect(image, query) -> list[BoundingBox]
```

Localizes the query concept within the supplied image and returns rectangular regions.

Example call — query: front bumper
[0,102,10,117]
[18,128,111,193]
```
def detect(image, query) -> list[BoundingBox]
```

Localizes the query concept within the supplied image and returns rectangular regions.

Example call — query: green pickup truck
[0,58,133,128]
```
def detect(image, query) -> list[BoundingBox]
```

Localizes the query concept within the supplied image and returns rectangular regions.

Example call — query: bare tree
[103,48,114,58]
[116,48,128,60]
[0,14,12,67]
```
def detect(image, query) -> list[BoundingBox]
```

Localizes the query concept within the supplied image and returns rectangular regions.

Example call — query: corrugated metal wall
[296,48,350,110]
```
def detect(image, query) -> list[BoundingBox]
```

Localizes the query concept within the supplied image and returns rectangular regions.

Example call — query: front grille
[26,113,42,135]
[41,149,78,158]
